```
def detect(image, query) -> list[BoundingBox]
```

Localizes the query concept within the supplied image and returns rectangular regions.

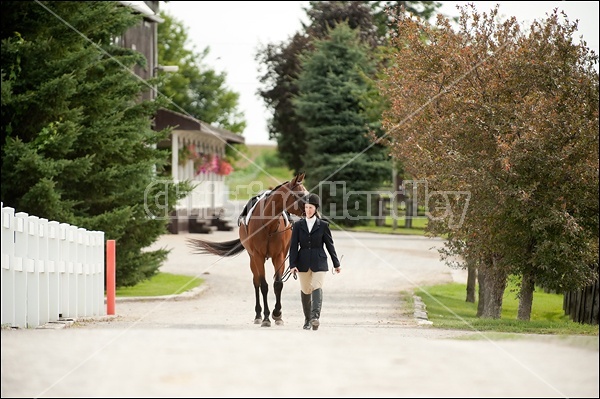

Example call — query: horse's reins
[278,258,296,283]
[268,218,294,237]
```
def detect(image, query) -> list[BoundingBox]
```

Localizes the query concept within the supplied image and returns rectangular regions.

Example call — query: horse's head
[279,172,309,217]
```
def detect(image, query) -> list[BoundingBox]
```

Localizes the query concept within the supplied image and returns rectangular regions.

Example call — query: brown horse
[187,172,308,327]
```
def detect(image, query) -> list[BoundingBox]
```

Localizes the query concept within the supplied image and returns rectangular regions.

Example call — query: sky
[161,1,599,145]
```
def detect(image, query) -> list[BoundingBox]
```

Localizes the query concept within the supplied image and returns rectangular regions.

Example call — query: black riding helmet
[303,193,320,209]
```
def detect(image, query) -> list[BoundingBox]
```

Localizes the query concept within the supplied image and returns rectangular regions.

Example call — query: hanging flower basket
[176,142,234,176]
[178,144,198,166]
[194,153,213,174]
[194,154,234,176]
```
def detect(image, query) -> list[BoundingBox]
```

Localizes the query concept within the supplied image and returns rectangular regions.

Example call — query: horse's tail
[186,238,246,257]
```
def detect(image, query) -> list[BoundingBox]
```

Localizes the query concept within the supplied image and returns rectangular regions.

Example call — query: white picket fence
[1,203,106,328]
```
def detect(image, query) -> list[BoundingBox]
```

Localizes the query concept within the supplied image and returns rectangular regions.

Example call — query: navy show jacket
[289,217,341,272]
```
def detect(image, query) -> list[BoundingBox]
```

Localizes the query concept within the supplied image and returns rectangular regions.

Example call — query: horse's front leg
[271,253,286,326]
[253,284,262,324]
[259,277,271,327]
[272,279,284,326]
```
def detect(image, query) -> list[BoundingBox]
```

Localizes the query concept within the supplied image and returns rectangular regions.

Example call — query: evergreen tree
[1,1,192,287]
[294,22,390,226]
[257,1,443,174]
[256,32,310,174]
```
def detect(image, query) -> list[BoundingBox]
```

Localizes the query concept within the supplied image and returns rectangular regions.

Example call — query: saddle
[238,191,269,226]
[238,190,292,227]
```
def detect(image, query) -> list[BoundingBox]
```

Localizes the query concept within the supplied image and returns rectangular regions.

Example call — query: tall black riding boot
[301,292,311,330]
[310,288,322,330]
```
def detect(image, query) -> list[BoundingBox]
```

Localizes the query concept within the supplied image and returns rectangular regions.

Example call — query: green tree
[257,1,443,174]
[1,1,193,287]
[256,32,310,174]
[295,22,390,226]
[157,11,246,163]
[378,4,599,319]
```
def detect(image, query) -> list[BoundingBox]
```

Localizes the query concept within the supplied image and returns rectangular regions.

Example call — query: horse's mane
[269,181,286,192]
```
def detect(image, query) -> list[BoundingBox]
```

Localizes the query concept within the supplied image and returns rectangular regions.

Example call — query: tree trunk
[477,256,508,319]
[392,167,399,230]
[517,272,535,321]
[476,268,485,317]
[404,189,413,229]
[466,263,477,303]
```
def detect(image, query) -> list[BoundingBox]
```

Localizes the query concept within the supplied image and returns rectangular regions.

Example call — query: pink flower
[210,154,219,173]
[218,159,233,176]
[194,154,234,176]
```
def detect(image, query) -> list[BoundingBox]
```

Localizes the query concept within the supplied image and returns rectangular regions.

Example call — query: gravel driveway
[2,228,598,398]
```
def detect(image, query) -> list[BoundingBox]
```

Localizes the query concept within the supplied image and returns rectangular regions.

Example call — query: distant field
[232,145,275,168]
[227,144,295,200]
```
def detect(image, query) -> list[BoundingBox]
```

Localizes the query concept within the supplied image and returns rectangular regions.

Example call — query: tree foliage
[156,11,246,162]
[1,1,193,287]
[378,4,599,318]
[257,1,379,174]
[295,22,390,226]
[256,1,443,174]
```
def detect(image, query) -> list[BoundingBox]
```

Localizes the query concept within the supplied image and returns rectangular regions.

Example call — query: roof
[155,108,245,145]
[118,1,164,23]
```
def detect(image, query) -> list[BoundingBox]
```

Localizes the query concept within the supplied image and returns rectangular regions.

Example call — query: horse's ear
[294,171,305,183]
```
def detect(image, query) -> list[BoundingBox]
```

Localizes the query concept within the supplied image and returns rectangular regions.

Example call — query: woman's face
[304,203,316,218]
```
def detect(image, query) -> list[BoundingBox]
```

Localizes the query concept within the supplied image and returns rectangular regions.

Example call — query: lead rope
[272,213,296,283]
[277,256,297,283]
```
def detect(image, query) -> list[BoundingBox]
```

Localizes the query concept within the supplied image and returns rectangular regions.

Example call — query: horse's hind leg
[250,256,271,326]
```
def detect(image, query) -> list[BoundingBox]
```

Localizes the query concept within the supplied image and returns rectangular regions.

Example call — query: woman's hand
[334,266,341,274]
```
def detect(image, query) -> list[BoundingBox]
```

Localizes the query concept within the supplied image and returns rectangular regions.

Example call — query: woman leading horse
[187,172,308,327]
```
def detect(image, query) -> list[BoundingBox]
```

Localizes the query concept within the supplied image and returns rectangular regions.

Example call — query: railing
[1,204,106,328]
[563,279,599,325]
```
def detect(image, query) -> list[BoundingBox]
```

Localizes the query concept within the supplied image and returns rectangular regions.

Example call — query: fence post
[13,212,29,328]
[37,218,50,326]
[47,221,60,323]
[90,231,104,316]
[106,240,116,315]
[58,223,69,319]
[76,227,86,317]
[68,225,80,318]
[38,218,50,324]
[1,205,15,327]
[26,215,41,328]
[84,231,93,317]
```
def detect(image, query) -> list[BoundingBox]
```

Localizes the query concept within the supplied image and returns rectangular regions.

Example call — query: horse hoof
[275,319,284,326]
[254,318,262,324]
[261,320,271,327]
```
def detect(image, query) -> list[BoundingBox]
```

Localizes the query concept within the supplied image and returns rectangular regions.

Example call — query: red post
[106,240,116,315]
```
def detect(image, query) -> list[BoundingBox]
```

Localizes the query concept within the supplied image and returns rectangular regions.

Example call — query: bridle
[266,179,306,237]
